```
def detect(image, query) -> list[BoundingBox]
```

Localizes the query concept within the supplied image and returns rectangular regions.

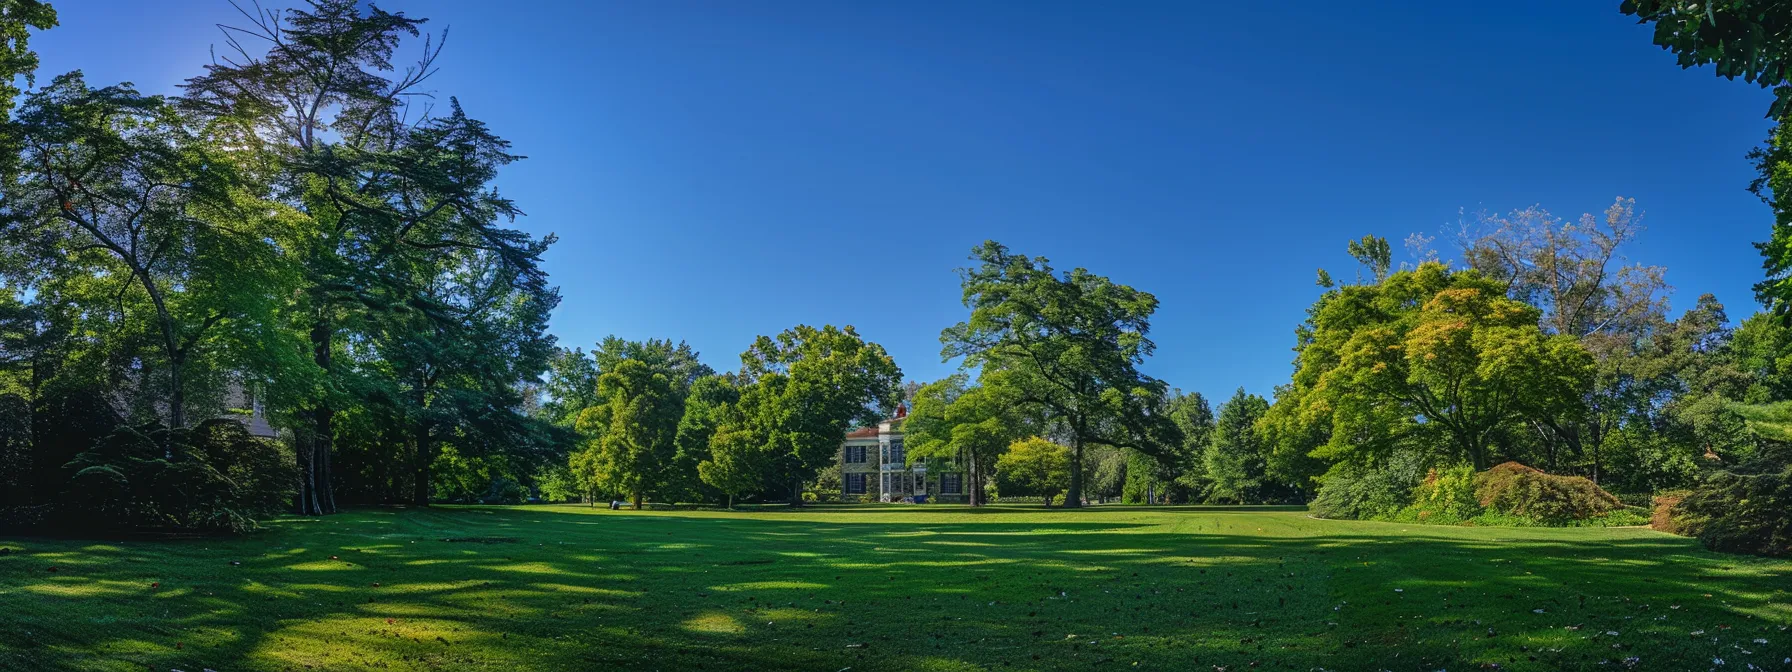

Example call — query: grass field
[1,505,1788,672]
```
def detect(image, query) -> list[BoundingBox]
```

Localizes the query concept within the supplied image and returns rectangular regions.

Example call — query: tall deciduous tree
[5,74,295,434]
[577,358,681,509]
[1273,259,1594,472]
[993,436,1070,507]
[942,241,1179,507]
[903,373,1022,506]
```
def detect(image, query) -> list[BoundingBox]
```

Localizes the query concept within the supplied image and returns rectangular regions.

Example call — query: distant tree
[671,374,738,503]
[1272,258,1595,472]
[903,373,1022,505]
[540,348,600,428]
[576,358,681,509]
[1203,389,1273,503]
[699,379,780,508]
[711,325,901,504]
[994,437,1070,507]
[1163,390,1216,500]
[943,241,1180,507]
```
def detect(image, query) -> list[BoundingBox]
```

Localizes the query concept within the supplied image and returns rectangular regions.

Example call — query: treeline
[0,1,567,531]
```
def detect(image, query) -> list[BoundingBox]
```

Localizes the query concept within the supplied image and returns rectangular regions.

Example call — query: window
[845,473,867,494]
[845,445,867,463]
[941,473,962,494]
[887,440,905,465]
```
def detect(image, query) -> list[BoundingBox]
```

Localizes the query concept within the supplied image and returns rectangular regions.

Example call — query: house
[838,405,969,503]
[219,380,278,439]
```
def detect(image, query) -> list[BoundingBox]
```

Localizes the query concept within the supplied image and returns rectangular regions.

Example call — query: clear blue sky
[29,1,1778,403]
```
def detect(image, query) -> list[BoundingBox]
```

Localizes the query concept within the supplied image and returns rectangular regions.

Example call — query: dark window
[845,445,868,463]
[845,473,867,494]
[941,473,962,494]
[887,440,905,465]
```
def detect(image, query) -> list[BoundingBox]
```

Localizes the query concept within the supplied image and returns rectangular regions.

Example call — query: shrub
[1650,490,1698,535]
[1397,466,1483,524]
[60,420,294,534]
[1310,455,1426,520]
[1473,462,1622,525]
[1673,445,1792,557]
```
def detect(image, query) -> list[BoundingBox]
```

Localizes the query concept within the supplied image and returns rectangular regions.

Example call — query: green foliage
[942,241,1179,506]
[59,420,293,534]
[903,373,1021,505]
[1398,466,1483,524]
[703,324,901,502]
[0,0,55,118]
[1622,0,1792,119]
[1272,258,1594,474]
[1473,462,1624,526]
[1203,388,1273,503]
[993,437,1070,506]
[1309,453,1427,521]
[578,358,682,507]
[532,464,581,503]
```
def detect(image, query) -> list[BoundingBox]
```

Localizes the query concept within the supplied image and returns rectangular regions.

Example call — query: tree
[698,378,779,508]
[1456,199,1671,479]
[1204,389,1272,503]
[994,437,1070,507]
[0,0,55,119]
[729,324,902,504]
[575,359,682,509]
[903,373,1022,505]
[942,241,1180,508]
[4,73,296,434]
[1274,259,1595,472]
[1621,3,1792,318]
[540,347,599,428]
[671,374,737,503]
[181,1,553,515]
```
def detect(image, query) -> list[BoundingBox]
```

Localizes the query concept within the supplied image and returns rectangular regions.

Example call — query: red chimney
[895,403,907,419]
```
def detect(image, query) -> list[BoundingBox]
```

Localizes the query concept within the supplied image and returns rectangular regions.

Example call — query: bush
[60,420,295,534]
[1650,490,1698,535]
[1396,466,1483,524]
[1474,462,1622,525]
[1310,455,1425,520]
[1673,446,1792,557]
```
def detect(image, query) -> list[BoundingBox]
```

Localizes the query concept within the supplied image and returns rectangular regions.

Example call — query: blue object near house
[913,494,928,504]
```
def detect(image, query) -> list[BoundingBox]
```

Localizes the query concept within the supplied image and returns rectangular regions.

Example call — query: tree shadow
[0,505,1786,671]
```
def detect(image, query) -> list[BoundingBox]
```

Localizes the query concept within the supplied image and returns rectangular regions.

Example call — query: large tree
[4,74,297,434]
[706,325,901,505]
[903,373,1024,506]
[1273,259,1595,472]
[942,241,1179,507]
[1203,388,1272,504]
[180,2,554,513]
[0,0,55,119]
[577,359,681,509]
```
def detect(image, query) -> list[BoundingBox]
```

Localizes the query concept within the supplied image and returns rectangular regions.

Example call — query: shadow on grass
[0,505,1787,672]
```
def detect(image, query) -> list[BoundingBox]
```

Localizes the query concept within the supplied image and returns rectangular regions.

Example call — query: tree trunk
[632,491,643,510]
[1063,435,1084,509]
[790,480,803,507]
[297,319,337,515]
[412,426,432,506]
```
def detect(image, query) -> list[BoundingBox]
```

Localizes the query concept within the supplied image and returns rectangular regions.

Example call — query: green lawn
[2,505,1788,672]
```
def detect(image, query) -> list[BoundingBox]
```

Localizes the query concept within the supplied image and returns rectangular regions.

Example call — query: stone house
[838,405,969,503]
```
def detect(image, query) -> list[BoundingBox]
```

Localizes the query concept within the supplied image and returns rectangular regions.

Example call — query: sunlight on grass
[682,611,746,635]
[708,580,828,592]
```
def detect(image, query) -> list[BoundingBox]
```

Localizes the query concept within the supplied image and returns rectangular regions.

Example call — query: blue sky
[28,1,1779,403]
